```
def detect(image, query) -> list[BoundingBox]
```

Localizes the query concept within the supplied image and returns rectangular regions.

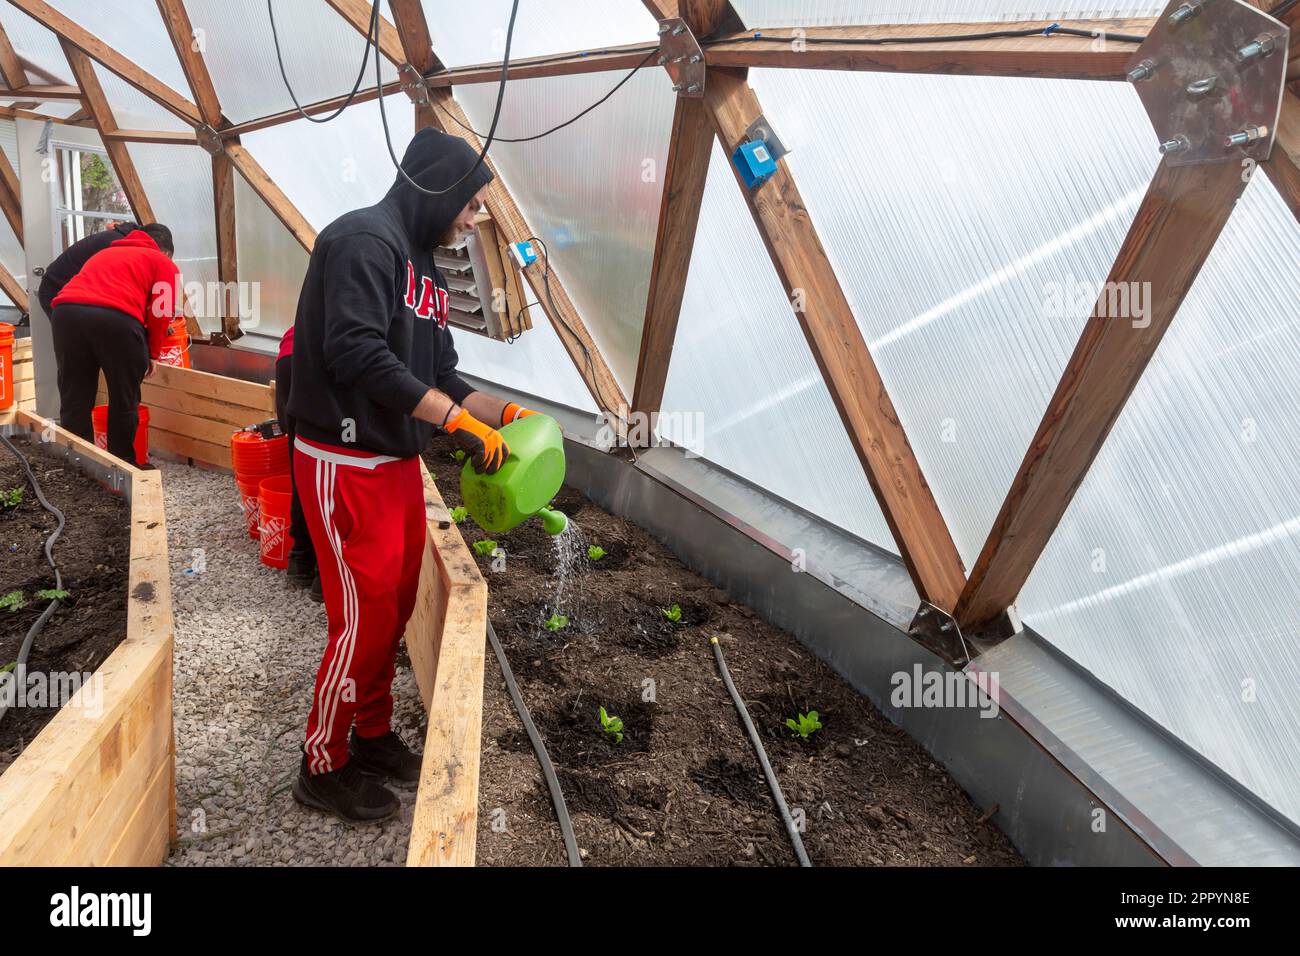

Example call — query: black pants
[51,303,149,464]
[275,355,313,561]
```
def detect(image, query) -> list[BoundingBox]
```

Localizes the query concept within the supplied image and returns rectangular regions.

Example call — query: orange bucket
[257,475,294,568]
[92,403,150,466]
[0,323,13,410]
[236,477,262,539]
[230,431,289,479]
[157,321,191,369]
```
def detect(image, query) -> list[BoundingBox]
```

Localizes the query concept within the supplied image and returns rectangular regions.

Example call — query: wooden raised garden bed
[0,408,174,866]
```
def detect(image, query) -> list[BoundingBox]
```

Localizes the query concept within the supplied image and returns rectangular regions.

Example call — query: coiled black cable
[0,433,66,729]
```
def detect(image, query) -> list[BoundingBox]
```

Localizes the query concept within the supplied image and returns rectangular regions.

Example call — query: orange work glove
[500,402,538,426]
[444,408,511,474]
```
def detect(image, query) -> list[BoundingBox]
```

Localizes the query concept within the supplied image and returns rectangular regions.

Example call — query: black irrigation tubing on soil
[709,636,812,867]
[486,619,583,867]
[0,433,66,729]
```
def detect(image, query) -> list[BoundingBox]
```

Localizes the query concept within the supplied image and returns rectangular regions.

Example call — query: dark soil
[423,434,1023,867]
[0,443,130,775]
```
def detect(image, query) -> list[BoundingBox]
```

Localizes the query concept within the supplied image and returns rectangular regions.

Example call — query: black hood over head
[381,127,494,248]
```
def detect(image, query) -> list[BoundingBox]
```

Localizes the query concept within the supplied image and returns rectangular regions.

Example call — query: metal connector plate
[1128,0,1289,166]
[658,18,705,97]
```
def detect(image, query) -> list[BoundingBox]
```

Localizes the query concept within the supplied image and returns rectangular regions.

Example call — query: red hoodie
[52,230,180,359]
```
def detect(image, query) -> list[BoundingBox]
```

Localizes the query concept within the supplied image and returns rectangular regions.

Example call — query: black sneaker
[349,729,422,785]
[292,755,399,824]
[287,548,316,588]
[309,573,323,603]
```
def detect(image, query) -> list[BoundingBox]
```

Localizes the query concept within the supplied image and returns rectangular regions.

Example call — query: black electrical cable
[709,636,811,867]
[267,0,377,123]
[434,50,659,144]
[486,619,582,867]
[376,0,519,197]
[521,235,620,420]
[701,23,1149,46]
[0,433,66,729]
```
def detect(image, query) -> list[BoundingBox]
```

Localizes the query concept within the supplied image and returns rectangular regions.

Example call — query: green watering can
[460,414,568,536]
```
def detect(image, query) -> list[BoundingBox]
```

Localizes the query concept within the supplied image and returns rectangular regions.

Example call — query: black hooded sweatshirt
[287,128,492,458]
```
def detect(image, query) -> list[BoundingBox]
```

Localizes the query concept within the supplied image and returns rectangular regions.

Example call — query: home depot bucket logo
[260,515,289,561]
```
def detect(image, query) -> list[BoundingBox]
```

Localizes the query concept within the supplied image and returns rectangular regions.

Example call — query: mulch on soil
[0,443,130,775]
[422,433,1023,867]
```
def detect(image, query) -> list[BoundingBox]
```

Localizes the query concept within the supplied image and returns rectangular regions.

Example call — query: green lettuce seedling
[35,588,69,601]
[587,545,606,561]
[452,450,466,463]
[0,591,24,613]
[786,711,822,739]
[0,487,22,510]
[661,603,682,624]
[598,706,623,744]
[544,613,568,632]
[450,506,468,524]
[473,539,498,557]
[0,661,15,674]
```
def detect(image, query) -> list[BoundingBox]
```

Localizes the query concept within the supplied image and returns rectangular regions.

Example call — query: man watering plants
[287,127,538,823]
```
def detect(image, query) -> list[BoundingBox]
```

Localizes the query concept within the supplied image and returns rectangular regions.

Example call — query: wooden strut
[955,158,1250,632]
[703,66,968,611]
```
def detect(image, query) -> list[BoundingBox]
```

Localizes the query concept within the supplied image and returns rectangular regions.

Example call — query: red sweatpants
[294,436,425,774]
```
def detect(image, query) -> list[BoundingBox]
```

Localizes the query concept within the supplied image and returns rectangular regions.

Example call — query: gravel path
[161,461,426,867]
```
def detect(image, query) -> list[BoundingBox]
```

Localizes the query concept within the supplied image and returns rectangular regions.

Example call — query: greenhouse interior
[0,0,1298,882]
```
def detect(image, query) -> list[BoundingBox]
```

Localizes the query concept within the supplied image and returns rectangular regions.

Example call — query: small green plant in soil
[473,539,499,557]
[0,487,23,511]
[35,588,69,601]
[450,506,468,525]
[587,544,606,561]
[0,661,15,674]
[598,706,624,744]
[0,590,25,613]
[452,450,466,463]
[544,613,568,632]
[661,603,683,624]
[787,711,823,739]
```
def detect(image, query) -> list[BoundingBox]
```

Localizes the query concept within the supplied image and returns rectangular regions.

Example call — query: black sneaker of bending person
[349,729,423,785]
[286,547,316,588]
[292,755,399,824]
[309,573,323,603]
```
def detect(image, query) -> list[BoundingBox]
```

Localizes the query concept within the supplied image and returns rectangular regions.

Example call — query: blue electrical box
[732,139,778,189]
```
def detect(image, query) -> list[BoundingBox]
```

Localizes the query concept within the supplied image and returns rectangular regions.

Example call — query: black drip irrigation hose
[486,619,582,867]
[709,636,812,867]
[0,433,66,729]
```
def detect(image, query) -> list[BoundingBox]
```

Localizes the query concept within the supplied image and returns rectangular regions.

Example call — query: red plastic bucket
[236,477,262,539]
[157,321,191,369]
[230,431,289,478]
[92,403,150,466]
[257,475,294,569]
[0,323,13,410]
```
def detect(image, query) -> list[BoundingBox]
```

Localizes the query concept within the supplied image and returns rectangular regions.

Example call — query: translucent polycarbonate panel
[242,92,413,232]
[420,0,656,68]
[455,68,674,394]
[0,120,19,176]
[183,0,398,124]
[746,69,1157,567]
[44,0,190,94]
[453,304,600,414]
[125,143,217,288]
[1021,175,1300,826]
[733,1,1165,27]
[95,64,192,133]
[659,141,895,551]
[234,173,308,341]
[0,215,25,291]
[0,4,72,84]
[23,102,84,120]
